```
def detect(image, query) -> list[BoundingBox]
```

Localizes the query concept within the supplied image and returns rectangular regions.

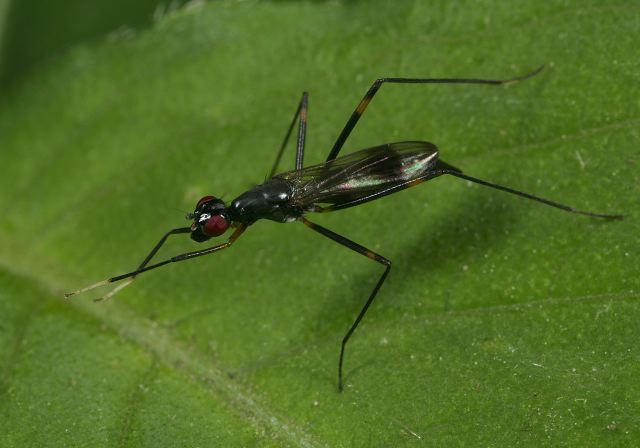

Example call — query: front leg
[65,225,247,300]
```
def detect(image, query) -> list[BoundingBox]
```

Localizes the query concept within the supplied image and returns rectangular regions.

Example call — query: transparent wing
[274,141,439,209]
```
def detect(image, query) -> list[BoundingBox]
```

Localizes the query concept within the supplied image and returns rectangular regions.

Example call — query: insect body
[66,66,622,391]
[220,141,441,230]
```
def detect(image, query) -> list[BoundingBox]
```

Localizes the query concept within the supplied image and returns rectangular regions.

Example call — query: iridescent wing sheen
[274,141,440,210]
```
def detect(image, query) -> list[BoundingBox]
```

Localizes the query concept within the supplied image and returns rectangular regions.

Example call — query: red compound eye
[202,215,229,237]
[196,195,216,209]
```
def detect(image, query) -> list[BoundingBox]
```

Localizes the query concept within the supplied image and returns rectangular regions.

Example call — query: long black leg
[326,66,544,163]
[442,170,623,220]
[64,227,191,300]
[268,92,309,178]
[295,93,309,171]
[65,225,247,299]
[315,164,622,220]
[103,226,193,301]
[138,227,192,268]
[301,217,391,392]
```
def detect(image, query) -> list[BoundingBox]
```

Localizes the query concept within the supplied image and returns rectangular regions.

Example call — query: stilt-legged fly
[66,66,622,391]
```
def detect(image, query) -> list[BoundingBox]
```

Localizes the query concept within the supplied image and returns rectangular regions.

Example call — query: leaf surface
[0,1,638,446]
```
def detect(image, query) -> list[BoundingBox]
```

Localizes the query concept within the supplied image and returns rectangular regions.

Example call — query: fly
[66,66,622,391]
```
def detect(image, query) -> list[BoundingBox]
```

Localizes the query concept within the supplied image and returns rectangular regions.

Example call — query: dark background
[0,0,188,90]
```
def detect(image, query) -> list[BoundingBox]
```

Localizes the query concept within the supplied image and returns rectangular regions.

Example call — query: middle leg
[326,66,544,162]
[268,91,309,178]
[301,216,391,391]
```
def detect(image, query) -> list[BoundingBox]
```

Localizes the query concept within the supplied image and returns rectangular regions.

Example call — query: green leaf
[0,0,188,88]
[1,1,638,446]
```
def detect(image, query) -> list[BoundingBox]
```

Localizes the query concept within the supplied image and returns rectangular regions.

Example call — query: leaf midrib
[0,258,328,448]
